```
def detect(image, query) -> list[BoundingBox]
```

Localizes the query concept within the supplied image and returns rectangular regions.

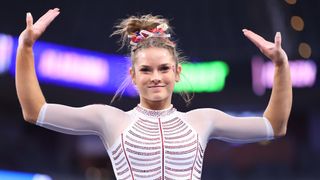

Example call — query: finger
[274,32,281,49]
[34,9,53,25]
[37,8,59,23]
[26,12,33,29]
[242,29,266,49]
[41,8,60,24]
[34,8,60,28]
[43,9,60,26]
[242,29,264,49]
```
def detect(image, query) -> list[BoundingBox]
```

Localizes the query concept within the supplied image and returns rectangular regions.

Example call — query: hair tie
[128,23,171,46]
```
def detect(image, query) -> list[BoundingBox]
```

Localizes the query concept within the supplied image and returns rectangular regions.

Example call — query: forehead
[134,47,175,66]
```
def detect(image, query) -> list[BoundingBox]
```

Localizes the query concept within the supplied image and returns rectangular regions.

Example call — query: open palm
[19,8,60,47]
[243,29,288,66]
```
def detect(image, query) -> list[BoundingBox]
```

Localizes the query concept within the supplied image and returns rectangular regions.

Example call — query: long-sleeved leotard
[36,103,274,180]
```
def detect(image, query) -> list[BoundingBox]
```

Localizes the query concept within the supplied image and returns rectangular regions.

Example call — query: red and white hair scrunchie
[128,23,172,46]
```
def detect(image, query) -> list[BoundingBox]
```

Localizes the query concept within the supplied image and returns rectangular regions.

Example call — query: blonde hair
[110,14,193,104]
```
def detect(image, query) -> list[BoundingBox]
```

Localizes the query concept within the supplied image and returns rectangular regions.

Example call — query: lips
[148,85,165,88]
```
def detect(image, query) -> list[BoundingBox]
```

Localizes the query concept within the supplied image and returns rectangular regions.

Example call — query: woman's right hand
[19,8,60,47]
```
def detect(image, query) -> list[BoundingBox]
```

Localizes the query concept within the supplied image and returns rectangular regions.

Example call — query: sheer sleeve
[37,103,103,136]
[210,109,274,143]
[36,103,129,147]
[187,108,274,144]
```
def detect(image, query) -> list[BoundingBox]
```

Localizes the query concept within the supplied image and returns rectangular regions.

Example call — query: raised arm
[243,29,292,137]
[16,8,60,123]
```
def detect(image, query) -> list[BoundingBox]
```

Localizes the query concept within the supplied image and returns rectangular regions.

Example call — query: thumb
[275,32,281,49]
[26,12,33,29]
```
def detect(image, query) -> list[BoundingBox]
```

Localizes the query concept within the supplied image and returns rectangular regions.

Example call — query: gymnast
[16,8,292,179]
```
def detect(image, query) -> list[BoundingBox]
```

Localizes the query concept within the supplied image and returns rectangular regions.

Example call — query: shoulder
[184,108,229,127]
[91,105,134,133]
[181,108,223,145]
[186,108,222,119]
[82,104,130,120]
[182,108,221,127]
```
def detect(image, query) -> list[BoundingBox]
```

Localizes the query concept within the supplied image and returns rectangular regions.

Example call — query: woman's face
[130,47,181,109]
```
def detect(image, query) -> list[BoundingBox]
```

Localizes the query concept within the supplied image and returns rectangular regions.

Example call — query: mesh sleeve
[209,109,274,143]
[36,103,107,137]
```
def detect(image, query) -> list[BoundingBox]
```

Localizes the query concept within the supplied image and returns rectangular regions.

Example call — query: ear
[129,67,136,84]
[175,64,182,82]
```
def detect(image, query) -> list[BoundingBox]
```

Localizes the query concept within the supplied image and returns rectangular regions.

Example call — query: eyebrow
[139,63,171,68]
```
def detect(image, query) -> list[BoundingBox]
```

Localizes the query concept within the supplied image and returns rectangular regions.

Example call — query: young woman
[16,8,292,179]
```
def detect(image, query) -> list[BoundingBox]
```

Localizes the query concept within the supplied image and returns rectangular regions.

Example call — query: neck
[140,98,171,110]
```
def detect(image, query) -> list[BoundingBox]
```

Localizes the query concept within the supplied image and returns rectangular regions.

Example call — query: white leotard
[36,103,274,179]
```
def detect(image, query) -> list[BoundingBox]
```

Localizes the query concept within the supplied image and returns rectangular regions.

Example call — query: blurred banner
[0,170,52,180]
[0,33,230,94]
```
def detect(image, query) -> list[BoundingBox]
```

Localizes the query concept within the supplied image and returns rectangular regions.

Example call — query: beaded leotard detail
[107,105,205,180]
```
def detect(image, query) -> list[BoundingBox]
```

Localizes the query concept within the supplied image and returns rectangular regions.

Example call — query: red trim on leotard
[158,118,164,180]
[190,135,199,180]
[121,133,134,180]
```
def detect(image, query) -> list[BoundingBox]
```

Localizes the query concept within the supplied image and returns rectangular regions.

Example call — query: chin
[149,96,166,102]
[147,94,168,102]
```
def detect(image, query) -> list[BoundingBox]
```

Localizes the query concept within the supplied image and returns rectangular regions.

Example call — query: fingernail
[276,32,281,37]
[27,12,31,16]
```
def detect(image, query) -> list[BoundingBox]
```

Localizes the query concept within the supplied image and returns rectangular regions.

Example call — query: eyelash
[139,66,171,73]
[160,66,170,72]
[140,68,151,72]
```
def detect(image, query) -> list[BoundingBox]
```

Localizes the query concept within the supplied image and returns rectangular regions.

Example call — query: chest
[109,116,205,179]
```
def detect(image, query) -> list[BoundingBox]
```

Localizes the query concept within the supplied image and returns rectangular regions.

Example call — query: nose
[151,71,161,84]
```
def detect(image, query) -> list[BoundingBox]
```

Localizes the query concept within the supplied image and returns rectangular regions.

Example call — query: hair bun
[111,14,172,49]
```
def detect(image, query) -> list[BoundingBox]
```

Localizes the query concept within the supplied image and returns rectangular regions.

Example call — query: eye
[159,66,170,72]
[139,67,151,73]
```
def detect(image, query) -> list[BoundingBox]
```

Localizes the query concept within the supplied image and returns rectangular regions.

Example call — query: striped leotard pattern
[108,105,205,180]
[36,103,274,179]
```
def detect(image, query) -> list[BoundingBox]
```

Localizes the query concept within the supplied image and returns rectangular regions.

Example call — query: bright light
[2,32,230,95]
[291,16,304,31]
[285,0,297,5]
[252,56,317,95]
[0,33,14,74]
[38,49,109,86]
[0,170,52,180]
[298,42,312,59]
[174,61,229,92]
[6,36,136,95]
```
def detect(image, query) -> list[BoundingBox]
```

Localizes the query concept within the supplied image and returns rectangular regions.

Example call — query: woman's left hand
[243,29,288,66]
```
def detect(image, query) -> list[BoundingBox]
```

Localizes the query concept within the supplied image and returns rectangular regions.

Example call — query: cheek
[163,75,176,90]
[164,73,176,82]
[136,75,149,85]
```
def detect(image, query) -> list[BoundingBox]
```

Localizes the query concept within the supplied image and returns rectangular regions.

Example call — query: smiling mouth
[148,85,165,88]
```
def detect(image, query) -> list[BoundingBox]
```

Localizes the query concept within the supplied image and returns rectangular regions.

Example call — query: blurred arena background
[0,0,319,179]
